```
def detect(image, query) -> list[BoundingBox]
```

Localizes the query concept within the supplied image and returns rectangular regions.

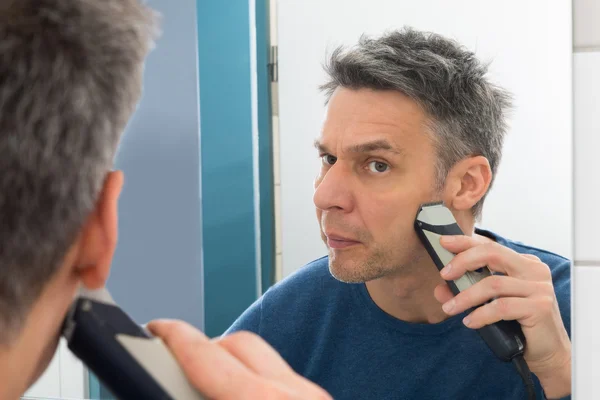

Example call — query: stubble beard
[327,242,425,283]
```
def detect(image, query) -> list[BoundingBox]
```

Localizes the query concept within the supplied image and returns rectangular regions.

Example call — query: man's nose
[313,164,354,212]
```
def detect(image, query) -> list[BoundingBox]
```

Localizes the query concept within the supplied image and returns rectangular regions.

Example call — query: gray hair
[0,0,159,342]
[320,27,513,219]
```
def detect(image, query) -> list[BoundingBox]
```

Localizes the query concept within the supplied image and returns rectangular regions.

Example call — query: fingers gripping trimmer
[414,202,526,362]
[61,288,205,400]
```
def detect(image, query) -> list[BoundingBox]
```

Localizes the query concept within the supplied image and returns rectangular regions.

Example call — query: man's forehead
[317,115,414,146]
[318,88,430,154]
[313,135,404,155]
[325,87,425,122]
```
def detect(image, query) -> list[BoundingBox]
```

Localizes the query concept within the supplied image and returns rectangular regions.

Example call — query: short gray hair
[320,27,513,219]
[0,0,159,342]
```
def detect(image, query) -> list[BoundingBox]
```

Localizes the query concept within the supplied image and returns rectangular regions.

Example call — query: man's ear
[75,170,124,289]
[443,156,492,212]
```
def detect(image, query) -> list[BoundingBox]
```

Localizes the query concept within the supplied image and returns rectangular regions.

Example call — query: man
[0,1,329,399]
[225,28,571,399]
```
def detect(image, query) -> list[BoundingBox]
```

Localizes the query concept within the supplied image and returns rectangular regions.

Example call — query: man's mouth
[325,233,361,249]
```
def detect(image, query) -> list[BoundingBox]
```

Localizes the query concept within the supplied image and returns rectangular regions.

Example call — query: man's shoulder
[224,256,337,336]
[284,255,331,279]
[264,255,339,301]
[224,255,347,337]
[260,254,360,325]
[478,228,571,336]
[477,228,571,270]
[476,228,571,300]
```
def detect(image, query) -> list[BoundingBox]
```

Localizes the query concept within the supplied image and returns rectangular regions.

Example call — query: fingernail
[440,263,452,276]
[442,299,455,313]
[463,317,471,327]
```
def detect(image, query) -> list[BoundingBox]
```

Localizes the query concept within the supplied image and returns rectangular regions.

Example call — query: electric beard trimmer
[414,201,536,399]
[61,288,205,400]
[414,201,525,360]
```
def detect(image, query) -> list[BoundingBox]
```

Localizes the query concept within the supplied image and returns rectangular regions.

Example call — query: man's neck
[0,333,56,400]
[0,356,22,400]
[365,263,449,324]
[0,267,79,399]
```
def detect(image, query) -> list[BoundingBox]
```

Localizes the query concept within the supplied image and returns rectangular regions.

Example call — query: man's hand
[434,235,571,399]
[147,320,332,400]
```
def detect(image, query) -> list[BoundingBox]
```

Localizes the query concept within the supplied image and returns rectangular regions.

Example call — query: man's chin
[328,260,382,283]
[329,270,365,283]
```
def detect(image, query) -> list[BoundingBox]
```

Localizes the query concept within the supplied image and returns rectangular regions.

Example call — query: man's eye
[368,161,389,173]
[321,154,337,165]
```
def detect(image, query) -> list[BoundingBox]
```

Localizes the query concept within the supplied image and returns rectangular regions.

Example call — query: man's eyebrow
[313,139,402,155]
[314,139,328,153]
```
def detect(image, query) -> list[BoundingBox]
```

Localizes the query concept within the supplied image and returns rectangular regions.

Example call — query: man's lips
[325,234,361,249]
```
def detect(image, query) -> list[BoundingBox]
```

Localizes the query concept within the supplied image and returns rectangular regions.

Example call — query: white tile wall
[276,253,284,282]
[574,51,600,263]
[23,338,87,399]
[24,349,61,398]
[273,114,284,281]
[274,185,282,255]
[574,0,600,49]
[566,0,598,396]
[272,116,281,186]
[574,266,600,399]
[58,339,87,398]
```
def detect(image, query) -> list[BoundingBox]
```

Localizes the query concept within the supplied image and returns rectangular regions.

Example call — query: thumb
[147,319,210,373]
[147,319,207,344]
[147,319,266,400]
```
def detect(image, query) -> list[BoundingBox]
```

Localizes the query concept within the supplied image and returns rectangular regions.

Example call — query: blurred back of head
[0,0,158,343]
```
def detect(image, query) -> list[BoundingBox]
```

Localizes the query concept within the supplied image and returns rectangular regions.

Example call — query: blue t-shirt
[225,229,571,399]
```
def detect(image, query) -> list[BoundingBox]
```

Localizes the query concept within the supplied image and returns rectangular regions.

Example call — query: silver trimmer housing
[414,201,492,295]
